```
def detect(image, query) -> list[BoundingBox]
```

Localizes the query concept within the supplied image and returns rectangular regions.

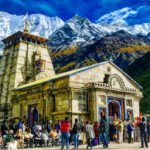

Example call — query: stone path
[21,142,150,150]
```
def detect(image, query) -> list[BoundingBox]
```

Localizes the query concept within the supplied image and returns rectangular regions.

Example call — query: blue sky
[0,0,150,24]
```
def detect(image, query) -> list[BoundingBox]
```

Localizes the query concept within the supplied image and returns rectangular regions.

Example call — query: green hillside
[126,52,150,113]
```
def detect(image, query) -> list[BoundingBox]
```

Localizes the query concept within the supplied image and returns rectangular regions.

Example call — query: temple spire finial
[23,13,29,33]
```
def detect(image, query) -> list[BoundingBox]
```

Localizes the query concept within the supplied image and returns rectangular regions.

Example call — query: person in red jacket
[93,121,99,144]
[60,117,71,150]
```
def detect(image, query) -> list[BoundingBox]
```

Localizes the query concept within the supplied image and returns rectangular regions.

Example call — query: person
[60,117,71,150]
[55,120,61,133]
[139,117,148,148]
[22,121,26,134]
[80,122,86,145]
[50,128,59,146]
[134,119,139,142]
[112,122,117,142]
[9,120,17,134]
[72,118,80,150]
[46,120,52,133]
[41,128,49,147]
[100,118,109,149]
[131,122,135,143]
[34,128,42,147]
[16,129,24,148]
[1,120,9,136]
[5,129,18,150]
[118,121,124,144]
[127,120,134,143]
[32,121,37,134]
[93,121,99,144]
[24,128,34,148]
[32,106,39,123]
[17,119,23,130]
[85,121,95,150]
[123,120,128,142]
[109,122,113,142]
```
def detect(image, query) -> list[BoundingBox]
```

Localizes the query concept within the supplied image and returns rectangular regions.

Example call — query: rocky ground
[21,142,150,150]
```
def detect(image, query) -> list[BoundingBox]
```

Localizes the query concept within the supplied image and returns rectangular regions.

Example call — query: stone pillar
[133,98,140,118]
[124,98,127,120]
[67,89,72,123]
[89,88,97,123]
[94,90,98,122]
[106,96,109,121]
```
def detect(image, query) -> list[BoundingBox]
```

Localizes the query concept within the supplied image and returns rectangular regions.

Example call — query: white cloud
[96,7,138,25]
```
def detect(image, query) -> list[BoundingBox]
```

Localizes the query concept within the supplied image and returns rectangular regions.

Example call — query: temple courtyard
[21,142,150,150]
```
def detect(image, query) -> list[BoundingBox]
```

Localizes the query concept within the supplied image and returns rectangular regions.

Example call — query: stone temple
[0,20,143,125]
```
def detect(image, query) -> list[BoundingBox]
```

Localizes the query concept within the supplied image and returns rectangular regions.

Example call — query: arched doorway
[108,100,121,121]
[28,104,39,127]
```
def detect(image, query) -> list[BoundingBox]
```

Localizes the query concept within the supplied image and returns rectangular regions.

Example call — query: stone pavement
[21,142,150,150]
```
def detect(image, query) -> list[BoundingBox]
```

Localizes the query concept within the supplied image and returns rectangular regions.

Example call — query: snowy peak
[67,14,91,25]
[49,15,105,47]
[66,15,100,34]
[0,11,64,40]
[29,14,64,37]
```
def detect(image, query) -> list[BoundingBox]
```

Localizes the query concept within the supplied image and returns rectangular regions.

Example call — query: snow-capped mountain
[0,10,150,78]
[95,23,150,36]
[49,15,105,48]
[0,11,64,40]
[1,9,150,48]
[1,9,150,56]
[0,11,64,54]
[96,7,150,36]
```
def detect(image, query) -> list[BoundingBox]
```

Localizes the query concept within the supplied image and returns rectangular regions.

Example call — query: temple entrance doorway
[27,104,39,127]
[108,97,124,122]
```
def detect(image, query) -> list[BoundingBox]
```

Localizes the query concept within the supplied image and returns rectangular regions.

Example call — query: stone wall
[0,39,55,122]
[70,63,141,92]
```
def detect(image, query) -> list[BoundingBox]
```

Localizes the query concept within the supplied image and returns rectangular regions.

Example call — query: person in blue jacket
[127,120,134,143]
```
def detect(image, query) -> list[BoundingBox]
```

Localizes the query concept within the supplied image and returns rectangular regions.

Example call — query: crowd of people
[0,116,150,150]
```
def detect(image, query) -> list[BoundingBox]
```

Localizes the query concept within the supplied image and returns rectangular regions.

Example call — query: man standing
[72,119,80,150]
[139,117,148,148]
[100,117,109,149]
[85,121,94,150]
[60,117,71,150]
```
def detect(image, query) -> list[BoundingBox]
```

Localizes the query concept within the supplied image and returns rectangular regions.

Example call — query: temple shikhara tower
[0,19,55,122]
[0,19,143,125]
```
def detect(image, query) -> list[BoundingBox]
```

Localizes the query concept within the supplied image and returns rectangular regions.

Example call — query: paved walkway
[21,142,150,150]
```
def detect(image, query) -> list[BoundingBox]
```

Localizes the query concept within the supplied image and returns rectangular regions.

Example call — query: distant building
[0,20,143,125]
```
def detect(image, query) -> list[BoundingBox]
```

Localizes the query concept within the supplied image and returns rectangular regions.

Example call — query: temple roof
[15,61,142,90]
[2,31,48,47]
